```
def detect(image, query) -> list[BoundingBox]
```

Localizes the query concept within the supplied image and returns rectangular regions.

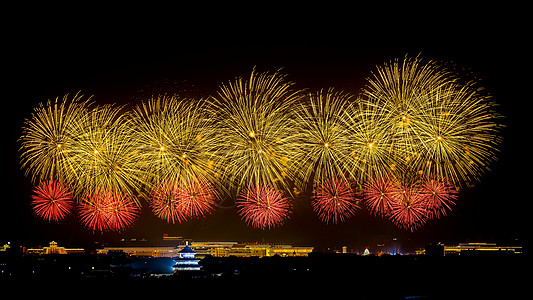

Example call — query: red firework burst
[150,179,217,223]
[150,180,184,224]
[237,184,291,230]
[362,174,398,217]
[78,190,139,232]
[419,176,458,219]
[176,179,217,219]
[312,178,360,224]
[389,184,429,232]
[105,192,140,231]
[31,180,73,222]
[78,191,110,232]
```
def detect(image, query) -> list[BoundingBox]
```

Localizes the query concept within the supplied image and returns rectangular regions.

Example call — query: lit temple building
[173,244,201,272]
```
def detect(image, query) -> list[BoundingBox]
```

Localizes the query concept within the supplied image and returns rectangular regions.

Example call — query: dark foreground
[1,253,525,298]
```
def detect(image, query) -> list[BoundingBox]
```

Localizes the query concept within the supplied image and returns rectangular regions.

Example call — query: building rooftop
[179,245,196,254]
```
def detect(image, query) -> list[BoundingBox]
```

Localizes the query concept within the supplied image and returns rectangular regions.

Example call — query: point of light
[324,142,330,148]
[249,131,256,138]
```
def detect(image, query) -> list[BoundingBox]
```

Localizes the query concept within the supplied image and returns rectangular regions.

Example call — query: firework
[237,184,291,229]
[78,191,112,232]
[68,104,145,197]
[149,178,217,223]
[389,183,429,231]
[177,178,217,219]
[78,190,140,232]
[293,89,357,190]
[312,178,360,224]
[360,55,503,187]
[210,69,302,193]
[418,175,458,219]
[362,174,398,217]
[105,191,140,231]
[19,56,503,232]
[19,93,92,183]
[130,95,221,196]
[344,98,397,182]
[149,180,185,224]
[31,180,74,222]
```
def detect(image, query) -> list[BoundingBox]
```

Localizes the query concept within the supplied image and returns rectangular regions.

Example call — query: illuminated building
[269,245,314,257]
[172,244,200,272]
[97,241,314,258]
[97,246,179,257]
[27,241,84,255]
[444,243,522,255]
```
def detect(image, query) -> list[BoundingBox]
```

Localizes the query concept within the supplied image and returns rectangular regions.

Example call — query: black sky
[3,11,529,251]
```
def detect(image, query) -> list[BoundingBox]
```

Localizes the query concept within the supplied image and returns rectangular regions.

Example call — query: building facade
[27,241,85,255]
[444,243,522,255]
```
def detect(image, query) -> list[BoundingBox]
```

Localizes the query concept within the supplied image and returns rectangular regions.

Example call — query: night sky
[3,12,528,251]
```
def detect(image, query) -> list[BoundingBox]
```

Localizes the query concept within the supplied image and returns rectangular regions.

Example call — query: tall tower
[173,245,201,272]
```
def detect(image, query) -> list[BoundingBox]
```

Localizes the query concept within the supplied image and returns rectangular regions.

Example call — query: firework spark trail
[237,184,291,229]
[312,178,360,224]
[210,69,303,194]
[31,180,74,222]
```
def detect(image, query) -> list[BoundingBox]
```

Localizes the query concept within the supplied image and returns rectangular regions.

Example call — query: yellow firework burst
[344,97,397,183]
[67,104,145,197]
[359,55,503,187]
[19,92,92,183]
[210,69,303,193]
[129,95,222,196]
[292,88,356,190]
